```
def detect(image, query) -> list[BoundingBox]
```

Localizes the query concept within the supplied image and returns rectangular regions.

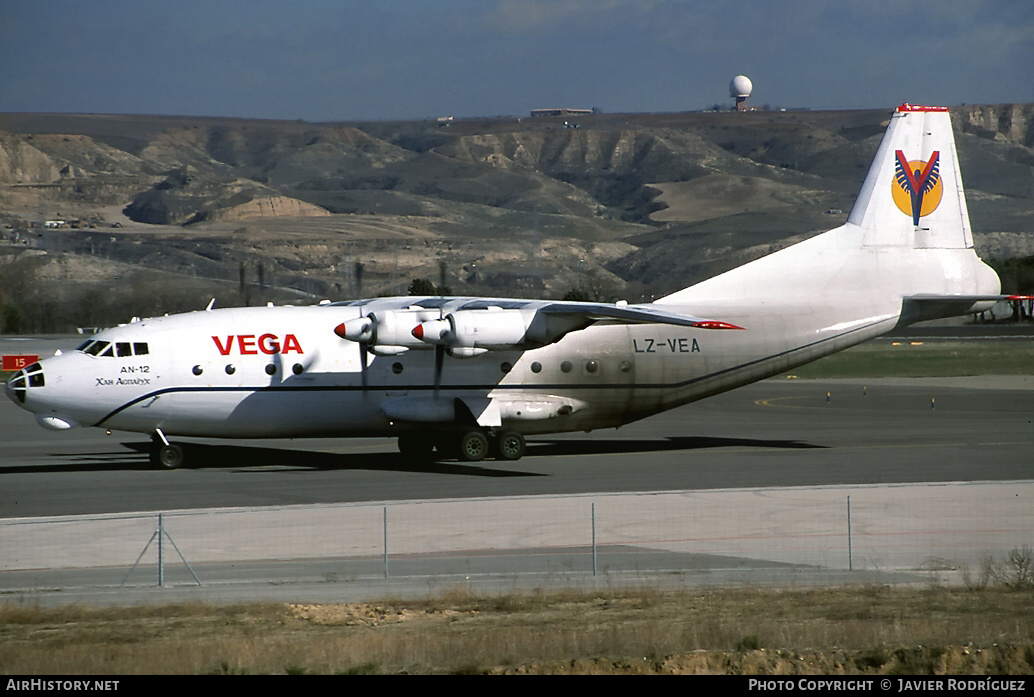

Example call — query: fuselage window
[265,364,277,376]
[560,361,572,373]
[225,365,236,375]
[530,361,542,373]
[192,365,203,376]
[292,363,304,375]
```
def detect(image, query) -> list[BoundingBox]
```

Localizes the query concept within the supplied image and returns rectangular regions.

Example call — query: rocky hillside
[0,105,1032,330]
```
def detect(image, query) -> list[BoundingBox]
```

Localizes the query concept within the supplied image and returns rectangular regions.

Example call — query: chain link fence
[2,482,1031,593]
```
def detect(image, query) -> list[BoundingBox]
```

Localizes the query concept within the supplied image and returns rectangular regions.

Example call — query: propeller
[434,344,444,396]
[359,342,369,390]
[412,315,451,397]
[335,315,374,392]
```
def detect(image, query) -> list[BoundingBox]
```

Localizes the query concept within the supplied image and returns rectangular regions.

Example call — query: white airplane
[4,105,1014,468]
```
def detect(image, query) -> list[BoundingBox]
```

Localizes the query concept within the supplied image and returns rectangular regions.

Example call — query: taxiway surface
[2,375,1031,518]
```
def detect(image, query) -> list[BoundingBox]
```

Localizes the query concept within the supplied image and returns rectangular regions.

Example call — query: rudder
[849,104,973,250]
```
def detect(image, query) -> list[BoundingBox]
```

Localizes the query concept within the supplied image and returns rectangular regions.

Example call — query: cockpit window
[84,341,108,356]
[78,340,149,357]
[77,340,92,351]
[8,362,45,399]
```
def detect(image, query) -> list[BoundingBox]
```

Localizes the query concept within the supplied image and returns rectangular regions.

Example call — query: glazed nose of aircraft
[5,359,80,430]
[5,361,44,406]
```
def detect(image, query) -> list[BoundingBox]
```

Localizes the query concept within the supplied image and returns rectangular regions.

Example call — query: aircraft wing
[534,300,743,330]
[334,296,743,355]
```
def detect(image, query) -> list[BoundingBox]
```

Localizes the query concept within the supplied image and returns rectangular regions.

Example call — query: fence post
[592,502,597,576]
[158,513,164,586]
[847,496,853,571]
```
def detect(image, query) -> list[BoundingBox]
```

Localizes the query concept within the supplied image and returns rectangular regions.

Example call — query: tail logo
[892,150,942,225]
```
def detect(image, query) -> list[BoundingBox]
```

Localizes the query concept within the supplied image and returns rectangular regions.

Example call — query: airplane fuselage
[7,292,903,441]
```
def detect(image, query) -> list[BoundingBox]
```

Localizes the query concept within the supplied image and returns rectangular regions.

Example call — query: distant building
[730,75,753,112]
[530,108,594,118]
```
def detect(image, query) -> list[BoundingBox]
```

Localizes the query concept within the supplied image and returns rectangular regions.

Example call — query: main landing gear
[398,429,526,462]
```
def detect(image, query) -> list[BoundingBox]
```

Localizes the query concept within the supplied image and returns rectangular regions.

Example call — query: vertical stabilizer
[655,104,999,308]
[850,104,973,249]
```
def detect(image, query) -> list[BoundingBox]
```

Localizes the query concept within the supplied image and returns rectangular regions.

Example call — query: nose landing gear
[150,429,184,470]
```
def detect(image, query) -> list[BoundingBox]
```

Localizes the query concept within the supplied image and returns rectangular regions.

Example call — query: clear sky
[1,0,1031,122]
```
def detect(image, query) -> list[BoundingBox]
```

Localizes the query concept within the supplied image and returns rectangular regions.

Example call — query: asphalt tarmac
[2,374,1031,518]
[3,335,1031,605]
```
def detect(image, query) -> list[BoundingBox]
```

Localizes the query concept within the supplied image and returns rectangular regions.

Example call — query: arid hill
[0,105,1032,332]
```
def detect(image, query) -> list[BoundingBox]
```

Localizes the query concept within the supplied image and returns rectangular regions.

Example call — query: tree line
[3,254,1033,335]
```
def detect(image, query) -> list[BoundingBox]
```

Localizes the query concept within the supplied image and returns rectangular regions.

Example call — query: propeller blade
[360,342,369,391]
[434,344,444,397]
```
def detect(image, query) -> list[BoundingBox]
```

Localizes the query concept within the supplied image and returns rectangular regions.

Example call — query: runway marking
[755,396,812,408]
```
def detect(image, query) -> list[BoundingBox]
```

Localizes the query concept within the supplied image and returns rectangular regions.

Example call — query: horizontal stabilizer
[902,293,1024,323]
[907,294,1031,303]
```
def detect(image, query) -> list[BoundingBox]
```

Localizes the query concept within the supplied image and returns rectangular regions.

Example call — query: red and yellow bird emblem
[892,150,942,225]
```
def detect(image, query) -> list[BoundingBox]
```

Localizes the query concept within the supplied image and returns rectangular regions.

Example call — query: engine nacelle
[413,309,537,349]
[449,309,531,347]
[336,309,441,349]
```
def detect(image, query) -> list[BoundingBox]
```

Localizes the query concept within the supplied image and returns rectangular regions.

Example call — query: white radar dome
[730,75,753,98]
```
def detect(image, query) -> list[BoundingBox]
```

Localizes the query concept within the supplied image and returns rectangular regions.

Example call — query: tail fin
[656,104,1001,308]
[850,104,973,249]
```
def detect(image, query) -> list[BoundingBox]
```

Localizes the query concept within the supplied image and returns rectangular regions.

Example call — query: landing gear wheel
[493,431,526,461]
[398,432,435,461]
[457,430,489,462]
[152,443,184,470]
